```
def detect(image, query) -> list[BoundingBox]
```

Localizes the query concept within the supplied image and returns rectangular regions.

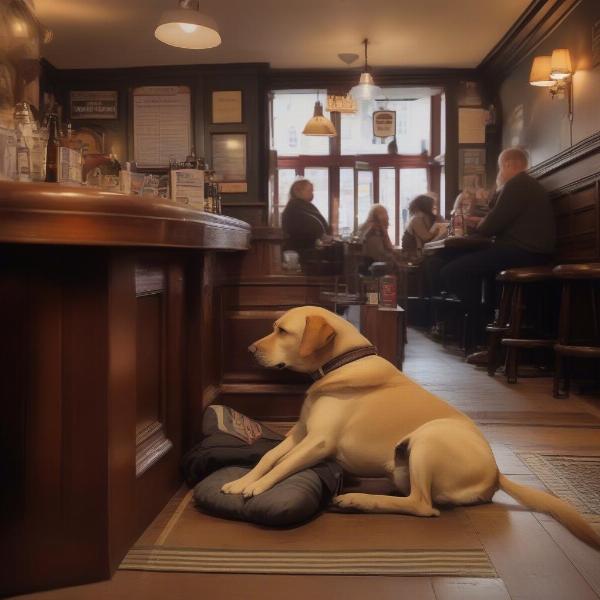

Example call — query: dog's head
[248,306,368,373]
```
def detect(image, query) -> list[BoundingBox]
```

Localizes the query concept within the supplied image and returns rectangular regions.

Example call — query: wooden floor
[13,328,600,600]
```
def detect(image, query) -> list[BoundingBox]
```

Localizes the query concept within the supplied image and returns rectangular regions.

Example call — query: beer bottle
[45,114,60,183]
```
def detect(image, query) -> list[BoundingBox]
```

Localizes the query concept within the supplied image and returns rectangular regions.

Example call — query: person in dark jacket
[438,147,555,306]
[281,179,331,255]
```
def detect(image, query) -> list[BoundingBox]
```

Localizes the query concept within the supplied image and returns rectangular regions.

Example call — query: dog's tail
[498,474,600,549]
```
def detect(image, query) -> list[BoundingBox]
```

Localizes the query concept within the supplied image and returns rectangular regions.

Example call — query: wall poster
[212,91,243,123]
[133,86,191,168]
[458,108,487,144]
[459,148,486,190]
[211,133,247,184]
[70,91,118,119]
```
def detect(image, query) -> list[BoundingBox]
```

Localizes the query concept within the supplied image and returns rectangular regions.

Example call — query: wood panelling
[360,305,406,370]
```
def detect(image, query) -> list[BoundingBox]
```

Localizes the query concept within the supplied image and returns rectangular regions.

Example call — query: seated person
[451,188,490,234]
[358,204,399,272]
[402,194,445,260]
[281,179,331,260]
[437,147,555,308]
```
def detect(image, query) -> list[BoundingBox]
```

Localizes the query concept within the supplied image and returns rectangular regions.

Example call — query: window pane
[379,168,397,244]
[339,168,354,234]
[277,169,297,209]
[341,93,431,155]
[272,91,330,156]
[357,170,373,226]
[400,168,428,234]
[304,168,329,223]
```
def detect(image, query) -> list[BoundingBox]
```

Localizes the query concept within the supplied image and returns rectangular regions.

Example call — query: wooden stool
[553,263,600,398]
[486,266,555,382]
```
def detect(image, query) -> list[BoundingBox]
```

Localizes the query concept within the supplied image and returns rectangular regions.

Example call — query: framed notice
[459,108,487,144]
[211,133,246,183]
[459,148,486,190]
[372,110,396,138]
[212,90,243,124]
[133,86,192,168]
[70,91,118,119]
[457,81,482,107]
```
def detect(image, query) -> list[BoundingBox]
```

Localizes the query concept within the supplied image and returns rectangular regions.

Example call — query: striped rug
[120,546,495,577]
[119,489,496,577]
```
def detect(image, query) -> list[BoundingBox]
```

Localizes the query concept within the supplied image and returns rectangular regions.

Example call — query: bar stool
[486,266,555,382]
[553,263,600,398]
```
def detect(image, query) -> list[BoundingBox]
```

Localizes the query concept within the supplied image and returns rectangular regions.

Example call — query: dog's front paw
[241,478,273,498]
[331,493,370,512]
[221,477,252,495]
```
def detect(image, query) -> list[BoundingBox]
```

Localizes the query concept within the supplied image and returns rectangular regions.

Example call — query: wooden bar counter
[0,182,251,596]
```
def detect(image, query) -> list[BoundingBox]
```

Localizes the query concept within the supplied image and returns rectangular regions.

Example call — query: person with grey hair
[425,147,555,352]
[281,179,331,256]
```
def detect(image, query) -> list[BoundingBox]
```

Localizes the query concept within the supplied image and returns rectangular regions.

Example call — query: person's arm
[476,179,524,237]
[410,214,437,243]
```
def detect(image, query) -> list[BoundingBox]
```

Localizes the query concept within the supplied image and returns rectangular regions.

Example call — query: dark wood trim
[547,173,600,199]
[477,0,581,84]
[0,182,251,249]
[268,68,478,92]
[277,154,431,169]
[529,131,600,180]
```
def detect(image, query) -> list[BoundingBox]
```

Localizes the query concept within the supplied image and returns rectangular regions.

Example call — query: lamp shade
[155,8,221,49]
[550,48,572,80]
[302,101,337,136]
[529,56,554,87]
[350,72,383,101]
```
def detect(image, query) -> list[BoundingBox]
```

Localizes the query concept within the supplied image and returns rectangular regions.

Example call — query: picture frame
[70,90,118,120]
[211,133,247,184]
[372,110,396,138]
[212,90,243,124]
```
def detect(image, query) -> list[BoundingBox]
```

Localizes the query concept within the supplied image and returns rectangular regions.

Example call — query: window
[270,88,443,241]
[272,91,330,157]
[304,168,329,222]
[399,169,429,234]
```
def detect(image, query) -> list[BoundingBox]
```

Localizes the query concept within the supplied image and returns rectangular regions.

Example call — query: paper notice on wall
[458,108,487,144]
[133,86,191,168]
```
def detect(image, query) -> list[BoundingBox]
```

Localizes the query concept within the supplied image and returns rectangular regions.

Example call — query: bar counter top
[0,181,251,250]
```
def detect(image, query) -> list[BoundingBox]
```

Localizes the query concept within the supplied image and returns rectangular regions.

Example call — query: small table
[423,235,493,254]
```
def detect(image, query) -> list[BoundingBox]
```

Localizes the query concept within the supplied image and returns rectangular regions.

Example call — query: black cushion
[193,466,324,527]
[182,405,343,527]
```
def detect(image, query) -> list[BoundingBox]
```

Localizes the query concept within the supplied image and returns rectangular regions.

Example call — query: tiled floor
[12,329,600,600]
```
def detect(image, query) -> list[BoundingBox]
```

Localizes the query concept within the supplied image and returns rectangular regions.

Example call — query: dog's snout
[248,344,257,354]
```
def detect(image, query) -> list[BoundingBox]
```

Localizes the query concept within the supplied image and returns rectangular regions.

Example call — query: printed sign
[70,91,118,120]
[372,110,396,138]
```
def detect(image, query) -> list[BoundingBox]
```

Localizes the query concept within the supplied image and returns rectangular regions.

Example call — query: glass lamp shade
[302,101,337,136]
[155,8,221,49]
[529,56,554,87]
[550,48,572,80]
[350,71,383,101]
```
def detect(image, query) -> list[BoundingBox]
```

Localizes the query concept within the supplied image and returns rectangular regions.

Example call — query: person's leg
[440,245,549,308]
[422,249,467,296]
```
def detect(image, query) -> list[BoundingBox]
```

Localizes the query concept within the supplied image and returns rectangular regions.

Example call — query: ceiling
[35,0,531,70]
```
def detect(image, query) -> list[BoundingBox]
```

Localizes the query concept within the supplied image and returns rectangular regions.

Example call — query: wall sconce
[529,49,573,117]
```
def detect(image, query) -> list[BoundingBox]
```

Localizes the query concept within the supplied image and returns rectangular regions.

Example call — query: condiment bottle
[45,114,60,183]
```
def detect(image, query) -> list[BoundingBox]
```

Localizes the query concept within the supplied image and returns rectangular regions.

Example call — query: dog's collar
[310,345,378,381]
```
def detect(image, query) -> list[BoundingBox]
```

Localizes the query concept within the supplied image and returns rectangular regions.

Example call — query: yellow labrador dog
[222,306,600,548]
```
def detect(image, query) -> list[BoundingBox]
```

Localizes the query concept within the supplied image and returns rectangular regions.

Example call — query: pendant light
[155,0,221,50]
[350,39,382,101]
[302,93,337,137]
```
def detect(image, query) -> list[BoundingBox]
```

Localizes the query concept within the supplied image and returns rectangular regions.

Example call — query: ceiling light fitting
[350,38,382,102]
[302,95,337,137]
[155,0,221,50]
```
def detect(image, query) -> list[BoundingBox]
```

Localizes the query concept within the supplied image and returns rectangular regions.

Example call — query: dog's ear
[299,315,336,358]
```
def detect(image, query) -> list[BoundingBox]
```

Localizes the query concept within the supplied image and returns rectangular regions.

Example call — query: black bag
[401,228,418,251]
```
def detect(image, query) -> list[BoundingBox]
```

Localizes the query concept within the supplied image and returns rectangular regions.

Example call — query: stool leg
[554,280,571,399]
[505,283,523,384]
[488,282,513,376]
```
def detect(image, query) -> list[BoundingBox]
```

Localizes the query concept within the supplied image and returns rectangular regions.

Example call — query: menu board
[133,86,191,168]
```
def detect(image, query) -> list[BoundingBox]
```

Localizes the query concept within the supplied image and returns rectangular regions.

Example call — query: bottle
[45,114,60,183]
[453,208,464,237]
[16,126,31,182]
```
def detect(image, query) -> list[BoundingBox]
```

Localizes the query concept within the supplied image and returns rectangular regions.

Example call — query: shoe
[466,350,489,365]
